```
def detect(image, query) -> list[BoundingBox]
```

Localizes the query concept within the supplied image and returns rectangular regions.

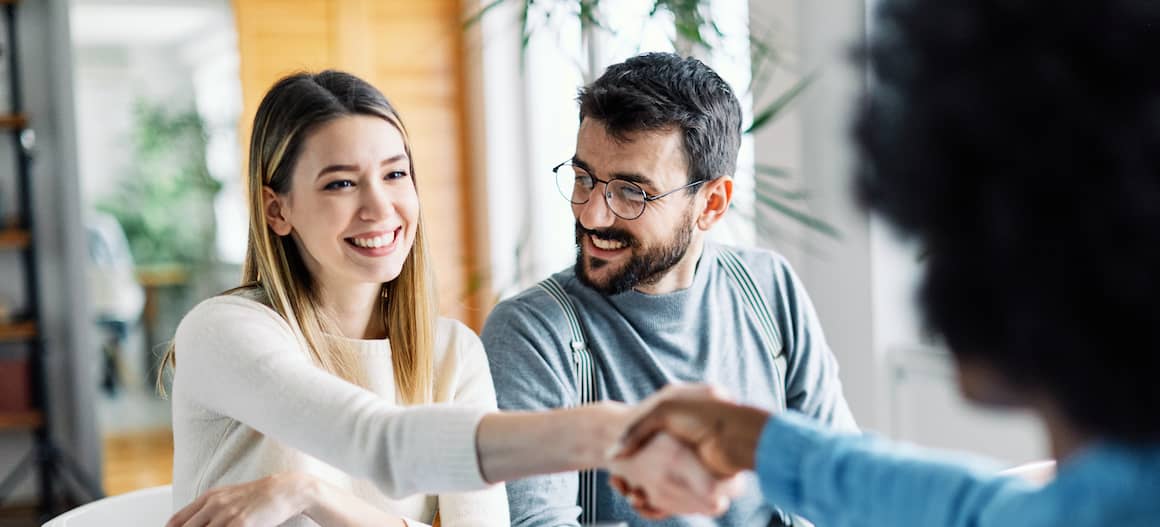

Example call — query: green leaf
[745,70,818,134]
[754,163,792,179]
[755,191,841,239]
[461,0,510,30]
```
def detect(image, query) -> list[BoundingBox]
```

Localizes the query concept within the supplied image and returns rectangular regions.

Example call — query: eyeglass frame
[552,160,708,220]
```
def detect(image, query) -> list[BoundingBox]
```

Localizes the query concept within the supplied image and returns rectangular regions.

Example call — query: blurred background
[0,0,1046,524]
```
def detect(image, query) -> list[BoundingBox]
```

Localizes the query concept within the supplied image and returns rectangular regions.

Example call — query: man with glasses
[482,52,857,526]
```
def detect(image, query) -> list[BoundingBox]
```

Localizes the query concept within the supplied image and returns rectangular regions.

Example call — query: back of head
[856,0,1160,441]
[578,52,743,185]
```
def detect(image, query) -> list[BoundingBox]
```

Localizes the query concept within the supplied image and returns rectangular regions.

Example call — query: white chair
[43,484,172,526]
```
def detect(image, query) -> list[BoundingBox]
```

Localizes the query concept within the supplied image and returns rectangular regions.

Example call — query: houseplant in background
[96,100,220,374]
[466,0,835,236]
[97,100,220,268]
[464,0,837,300]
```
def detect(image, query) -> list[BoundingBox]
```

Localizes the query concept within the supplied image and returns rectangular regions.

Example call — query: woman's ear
[696,176,733,231]
[262,186,293,236]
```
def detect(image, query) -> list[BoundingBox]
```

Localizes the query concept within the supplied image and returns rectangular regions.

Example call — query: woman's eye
[386,170,410,180]
[323,180,354,190]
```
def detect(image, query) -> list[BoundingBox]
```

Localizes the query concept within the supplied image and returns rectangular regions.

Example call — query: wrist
[721,405,770,471]
[578,402,631,469]
[292,472,329,519]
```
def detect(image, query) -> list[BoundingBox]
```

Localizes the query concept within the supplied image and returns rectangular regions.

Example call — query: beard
[573,212,695,295]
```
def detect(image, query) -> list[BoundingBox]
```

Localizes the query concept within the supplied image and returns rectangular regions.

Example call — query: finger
[179,503,220,527]
[654,468,722,516]
[626,489,668,520]
[715,473,747,498]
[609,475,630,496]
[615,409,669,458]
[167,494,211,527]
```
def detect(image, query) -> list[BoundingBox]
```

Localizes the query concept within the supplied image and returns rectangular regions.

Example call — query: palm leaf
[745,70,817,134]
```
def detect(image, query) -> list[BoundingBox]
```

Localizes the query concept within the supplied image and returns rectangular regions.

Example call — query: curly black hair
[855,0,1160,441]
[578,52,743,187]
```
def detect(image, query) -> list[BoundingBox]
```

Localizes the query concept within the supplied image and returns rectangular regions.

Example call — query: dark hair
[578,52,743,186]
[855,0,1160,441]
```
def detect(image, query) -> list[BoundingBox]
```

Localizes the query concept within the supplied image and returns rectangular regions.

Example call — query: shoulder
[435,317,484,362]
[482,272,577,340]
[177,294,294,343]
[713,242,794,275]
[432,317,494,391]
[174,292,299,362]
[711,242,800,295]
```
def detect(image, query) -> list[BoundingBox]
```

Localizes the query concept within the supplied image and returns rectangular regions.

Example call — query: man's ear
[262,186,293,236]
[696,176,732,231]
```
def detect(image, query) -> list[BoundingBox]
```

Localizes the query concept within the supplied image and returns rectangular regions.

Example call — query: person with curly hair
[613,0,1160,525]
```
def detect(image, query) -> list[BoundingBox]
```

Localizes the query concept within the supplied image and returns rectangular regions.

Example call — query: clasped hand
[608,384,772,520]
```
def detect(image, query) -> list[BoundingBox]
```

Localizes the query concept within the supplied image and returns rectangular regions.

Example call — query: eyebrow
[571,155,656,189]
[316,154,409,179]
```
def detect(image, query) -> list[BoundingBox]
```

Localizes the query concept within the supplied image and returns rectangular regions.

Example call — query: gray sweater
[482,242,857,527]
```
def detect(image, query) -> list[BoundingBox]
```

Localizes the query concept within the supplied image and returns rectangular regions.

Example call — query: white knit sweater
[170,294,509,526]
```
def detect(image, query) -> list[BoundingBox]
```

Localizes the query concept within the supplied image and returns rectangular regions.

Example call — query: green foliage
[464,0,836,239]
[96,100,221,266]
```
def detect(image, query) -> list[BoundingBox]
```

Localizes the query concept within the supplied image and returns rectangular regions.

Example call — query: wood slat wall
[233,0,485,328]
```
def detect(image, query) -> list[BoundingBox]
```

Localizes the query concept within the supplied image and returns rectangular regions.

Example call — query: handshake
[602,384,773,520]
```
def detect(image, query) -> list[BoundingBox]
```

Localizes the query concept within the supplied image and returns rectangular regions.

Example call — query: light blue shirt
[756,412,1160,527]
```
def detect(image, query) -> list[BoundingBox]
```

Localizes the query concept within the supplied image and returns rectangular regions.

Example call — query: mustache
[575,222,636,247]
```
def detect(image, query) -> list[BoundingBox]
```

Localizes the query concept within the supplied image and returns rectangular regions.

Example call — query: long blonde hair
[160,71,436,404]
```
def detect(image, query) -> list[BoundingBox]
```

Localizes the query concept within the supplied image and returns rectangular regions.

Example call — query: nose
[359,179,394,221]
[576,181,616,229]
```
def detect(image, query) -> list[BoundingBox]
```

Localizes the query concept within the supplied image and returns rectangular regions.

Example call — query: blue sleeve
[771,256,858,432]
[481,297,583,527]
[755,412,1033,527]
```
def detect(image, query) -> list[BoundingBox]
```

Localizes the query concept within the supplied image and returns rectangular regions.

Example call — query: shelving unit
[0,0,104,520]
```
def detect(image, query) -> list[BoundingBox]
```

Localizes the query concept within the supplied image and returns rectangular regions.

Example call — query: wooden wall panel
[233,0,484,328]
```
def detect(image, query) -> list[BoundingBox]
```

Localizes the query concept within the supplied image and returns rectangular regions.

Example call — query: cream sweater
[171,295,509,526]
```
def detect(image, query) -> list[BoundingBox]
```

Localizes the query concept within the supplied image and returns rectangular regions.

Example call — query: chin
[362,264,405,284]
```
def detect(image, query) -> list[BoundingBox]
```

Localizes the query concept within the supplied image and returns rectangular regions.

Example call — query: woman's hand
[167,472,319,527]
[167,472,407,527]
[608,432,744,519]
[617,384,771,477]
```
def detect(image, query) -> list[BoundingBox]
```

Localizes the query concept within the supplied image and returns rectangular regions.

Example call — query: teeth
[351,232,395,248]
[591,236,626,250]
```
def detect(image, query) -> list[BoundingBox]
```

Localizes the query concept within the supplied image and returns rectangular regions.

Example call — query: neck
[318,281,385,339]
[1038,398,1092,461]
[633,237,704,295]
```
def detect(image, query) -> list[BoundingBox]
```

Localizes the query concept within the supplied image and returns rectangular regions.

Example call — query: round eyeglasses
[553,160,707,220]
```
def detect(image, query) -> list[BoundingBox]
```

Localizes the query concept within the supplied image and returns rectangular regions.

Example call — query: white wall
[750,0,1048,465]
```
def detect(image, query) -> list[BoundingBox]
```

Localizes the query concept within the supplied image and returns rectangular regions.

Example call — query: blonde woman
[164,71,733,527]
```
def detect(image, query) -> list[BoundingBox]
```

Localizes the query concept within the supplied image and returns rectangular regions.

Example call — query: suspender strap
[538,248,793,524]
[537,277,599,522]
[719,249,788,411]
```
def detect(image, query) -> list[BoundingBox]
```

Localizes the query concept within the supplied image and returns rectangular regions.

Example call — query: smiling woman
[162,71,503,527]
[160,70,736,527]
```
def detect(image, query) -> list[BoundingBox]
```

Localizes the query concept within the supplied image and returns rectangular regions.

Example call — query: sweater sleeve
[434,320,511,526]
[769,255,859,432]
[755,411,1032,527]
[173,296,490,498]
